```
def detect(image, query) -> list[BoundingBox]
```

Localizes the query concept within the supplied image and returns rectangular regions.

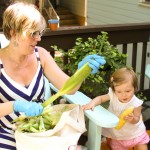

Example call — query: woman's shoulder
[35,46,54,66]
[36,46,50,56]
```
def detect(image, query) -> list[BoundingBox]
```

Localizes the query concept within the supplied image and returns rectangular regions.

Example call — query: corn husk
[13,104,77,133]
[42,62,91,107]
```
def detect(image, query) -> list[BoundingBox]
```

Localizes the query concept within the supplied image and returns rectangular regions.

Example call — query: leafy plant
[136,92,147,101]
[52,32,127,98]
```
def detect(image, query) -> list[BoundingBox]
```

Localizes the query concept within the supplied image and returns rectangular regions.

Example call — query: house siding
[87,0,150,25]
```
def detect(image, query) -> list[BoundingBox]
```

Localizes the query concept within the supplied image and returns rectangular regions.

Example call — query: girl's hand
[124,106,141,124]
[82,101,96,111]
[124,113,134,123]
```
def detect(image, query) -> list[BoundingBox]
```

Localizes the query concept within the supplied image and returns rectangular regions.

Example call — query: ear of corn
[42,62,91,107]
[115,106,134,130]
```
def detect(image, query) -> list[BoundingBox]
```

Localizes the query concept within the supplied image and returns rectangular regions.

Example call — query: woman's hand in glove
[78,54,106,74]
[13,100,43,116]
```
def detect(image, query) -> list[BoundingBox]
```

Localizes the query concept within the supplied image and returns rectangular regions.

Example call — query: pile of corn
[12,106,61,132]
[13,63,91,133]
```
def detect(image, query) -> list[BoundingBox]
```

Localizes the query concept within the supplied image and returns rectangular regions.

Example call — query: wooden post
[39,0,43,13]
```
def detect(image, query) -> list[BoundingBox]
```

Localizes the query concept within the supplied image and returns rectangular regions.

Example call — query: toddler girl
[82,67,150,150]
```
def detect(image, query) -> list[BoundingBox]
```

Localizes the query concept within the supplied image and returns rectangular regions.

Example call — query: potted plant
[52,32,127,98]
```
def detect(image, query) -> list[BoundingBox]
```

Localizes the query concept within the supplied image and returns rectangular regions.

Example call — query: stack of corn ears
[12,106,61,133]
[13,62,91,133]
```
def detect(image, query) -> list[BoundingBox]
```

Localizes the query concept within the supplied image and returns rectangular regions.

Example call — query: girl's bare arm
[82,94,110,111]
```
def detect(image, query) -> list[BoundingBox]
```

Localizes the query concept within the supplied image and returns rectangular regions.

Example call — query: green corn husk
[42,62,91,107]
[13,107,62,132]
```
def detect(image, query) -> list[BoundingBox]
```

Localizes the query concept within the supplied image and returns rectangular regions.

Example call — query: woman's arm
[0,100,44,118]
[38,47,74,92]
[0,101,14,118]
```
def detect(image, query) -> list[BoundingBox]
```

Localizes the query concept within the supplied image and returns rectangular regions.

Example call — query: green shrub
[52,32,127,98]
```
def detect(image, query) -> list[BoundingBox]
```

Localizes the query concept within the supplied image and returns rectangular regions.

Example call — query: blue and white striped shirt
[0,48,45,134]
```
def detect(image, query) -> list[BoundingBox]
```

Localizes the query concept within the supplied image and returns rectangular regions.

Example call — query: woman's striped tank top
[0,48,45,149]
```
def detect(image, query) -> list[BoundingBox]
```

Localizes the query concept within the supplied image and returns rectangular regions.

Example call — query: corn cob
[115,106,134,130]
[42,62,91,107]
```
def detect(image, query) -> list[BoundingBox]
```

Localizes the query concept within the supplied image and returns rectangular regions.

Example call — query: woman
[0,1,106,149]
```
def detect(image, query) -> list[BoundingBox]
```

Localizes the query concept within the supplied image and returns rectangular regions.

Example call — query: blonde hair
[2,1,47,39]
[110,67,138,92]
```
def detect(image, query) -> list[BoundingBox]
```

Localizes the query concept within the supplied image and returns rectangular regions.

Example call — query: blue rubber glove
[13,100,43,116]
[78,54,106,74]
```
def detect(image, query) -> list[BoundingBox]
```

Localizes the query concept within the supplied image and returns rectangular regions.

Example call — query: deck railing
[42,0,59,20]
[38,22,150,93]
